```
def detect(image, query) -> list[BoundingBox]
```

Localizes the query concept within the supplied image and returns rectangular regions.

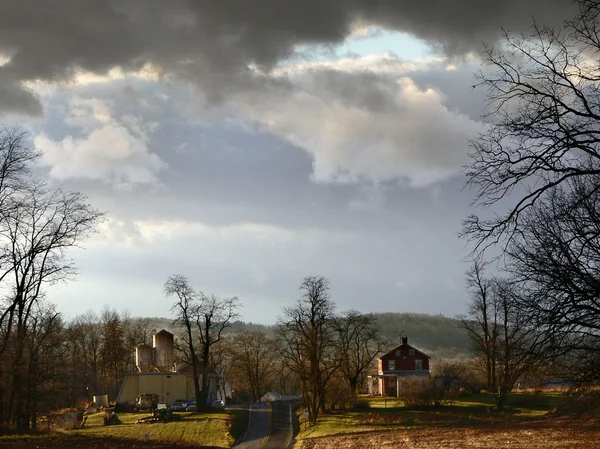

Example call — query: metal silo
[136,343,153,372]
[153,329,174,372]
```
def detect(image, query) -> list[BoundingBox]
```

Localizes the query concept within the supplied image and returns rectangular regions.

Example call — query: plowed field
[299,418,600,449]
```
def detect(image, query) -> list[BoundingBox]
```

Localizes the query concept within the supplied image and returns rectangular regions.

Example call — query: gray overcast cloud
[0,1,575,322]
[0,0,572,114]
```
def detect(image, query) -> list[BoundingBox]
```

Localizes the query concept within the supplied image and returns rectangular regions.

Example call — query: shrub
[507,394,551,409]
[353,399,371,409]
[325,377,354,411]
[433,358,484,395]
[557,387,600,417]
[397,378,433,407]
[398,376,458,408]
[356,412,407,425]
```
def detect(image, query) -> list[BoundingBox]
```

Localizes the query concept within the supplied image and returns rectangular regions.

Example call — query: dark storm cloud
[0,0,574,114]
[0,76,42,116]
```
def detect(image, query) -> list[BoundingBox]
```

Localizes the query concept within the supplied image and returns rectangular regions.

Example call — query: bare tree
[67,311,103,400]
[463,2,600,387]
[227,331,278,401]
[165,275,240,411]
[0,126,102,426]
[277,276,340,426]
[460,261,500,392]
[463,1,600,252]
[195,292,240,408]
[0,126,38,212]
[164,275,203,410]
[208,337,233,403]
[21,302,65,429]
[335,310,385,398]
[122,314,152,373]
[504,177,600,381]
[461,265,551,410]
[99,308,127,398]
[0,183,101,428]
[493,281,552,410]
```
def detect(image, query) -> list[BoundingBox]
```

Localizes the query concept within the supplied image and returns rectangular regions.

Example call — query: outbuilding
[116,329,219,406]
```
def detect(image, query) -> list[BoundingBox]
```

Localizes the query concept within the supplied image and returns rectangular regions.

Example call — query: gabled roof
[380,342,431,359]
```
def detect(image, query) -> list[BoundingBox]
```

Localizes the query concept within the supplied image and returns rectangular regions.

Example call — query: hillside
[147,312,471,361]
[372,312,471,360]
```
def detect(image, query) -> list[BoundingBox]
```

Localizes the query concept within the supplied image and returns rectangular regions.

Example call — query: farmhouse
[369,336,431,396]
[116,329,219,406]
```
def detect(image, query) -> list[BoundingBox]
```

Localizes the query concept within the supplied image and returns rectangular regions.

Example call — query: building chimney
[398,330,405,345]
[402,336,408,345]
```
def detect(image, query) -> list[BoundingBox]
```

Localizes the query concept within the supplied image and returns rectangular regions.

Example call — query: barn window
[395,350,401,356]
[415,360,422,370]
[409,349,415,356]
[388,360,395,371]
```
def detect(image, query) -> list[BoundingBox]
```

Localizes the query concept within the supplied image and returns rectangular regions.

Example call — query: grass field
[74,409,248,448]
[0,408,248,448]
[294,392,580,448]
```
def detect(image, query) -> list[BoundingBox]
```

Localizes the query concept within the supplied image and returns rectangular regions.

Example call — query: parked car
[170,399,188,411]
[212,400,225,408]
[186,401,197,411]
[136,394,159,411]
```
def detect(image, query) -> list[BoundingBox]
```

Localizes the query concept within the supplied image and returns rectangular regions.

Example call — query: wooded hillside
[148,312,470,360]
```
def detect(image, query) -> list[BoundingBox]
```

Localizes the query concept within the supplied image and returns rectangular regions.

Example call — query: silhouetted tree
[460,261,500,392]
[463,1,600,251]
[335,310,384,397]
[277,276,340,426]
[165,275,240,411]
[505,178,600,381]
[461,265,551,410]
[463,1,600,386]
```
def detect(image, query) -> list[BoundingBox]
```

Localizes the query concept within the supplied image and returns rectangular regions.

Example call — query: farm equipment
[135,403,183,424]
[103,407,120,426]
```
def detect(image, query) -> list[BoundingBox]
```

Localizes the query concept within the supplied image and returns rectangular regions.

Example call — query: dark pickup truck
[136,394,159,411]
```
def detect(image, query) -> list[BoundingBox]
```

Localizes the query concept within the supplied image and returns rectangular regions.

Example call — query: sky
[0,0,575,324]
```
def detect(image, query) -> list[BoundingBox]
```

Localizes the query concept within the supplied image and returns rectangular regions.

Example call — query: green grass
[296,392,566,442]
[72,408,248,448]
[0,432,55,441]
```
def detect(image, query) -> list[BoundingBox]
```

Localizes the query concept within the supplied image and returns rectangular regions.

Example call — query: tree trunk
[200,344,210,410]
[349,378,358,398]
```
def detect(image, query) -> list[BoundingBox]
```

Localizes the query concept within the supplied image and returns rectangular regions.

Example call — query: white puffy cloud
[241,57,486,186]
[273,53,452,76]
[35,97,166,188]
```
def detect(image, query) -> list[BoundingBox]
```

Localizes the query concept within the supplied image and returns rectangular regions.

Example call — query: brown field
[298,417,600,449]
[0,434,220,448]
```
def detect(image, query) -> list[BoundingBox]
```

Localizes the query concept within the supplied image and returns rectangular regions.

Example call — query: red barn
[370,336,431,397]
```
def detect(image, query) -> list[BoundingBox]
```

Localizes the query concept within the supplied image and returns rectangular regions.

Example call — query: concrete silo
[135,343,153,373]
[153,329,174,372]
